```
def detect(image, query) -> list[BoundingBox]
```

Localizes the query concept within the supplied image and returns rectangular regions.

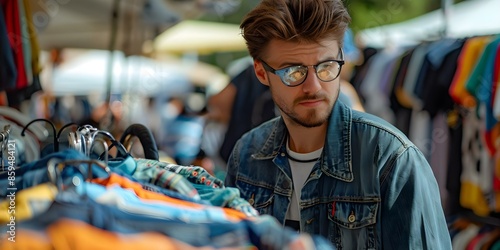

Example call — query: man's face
[254,38,342,128]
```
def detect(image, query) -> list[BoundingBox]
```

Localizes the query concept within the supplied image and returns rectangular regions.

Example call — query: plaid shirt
[135,158,258,217]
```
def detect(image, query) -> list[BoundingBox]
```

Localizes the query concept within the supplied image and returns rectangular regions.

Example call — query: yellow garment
[22,0,42,74]
[0,183,58,224]
[460,181,490,216]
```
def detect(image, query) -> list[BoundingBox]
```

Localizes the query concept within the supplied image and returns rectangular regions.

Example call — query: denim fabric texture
[225,100,452,249]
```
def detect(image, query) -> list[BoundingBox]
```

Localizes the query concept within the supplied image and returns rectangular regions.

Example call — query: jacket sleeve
[379,145,452,249]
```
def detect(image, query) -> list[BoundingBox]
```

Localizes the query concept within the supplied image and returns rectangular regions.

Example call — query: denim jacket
[224,100,452,249]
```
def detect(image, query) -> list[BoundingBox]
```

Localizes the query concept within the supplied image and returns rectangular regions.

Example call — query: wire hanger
[0,125,11,172]
[47,138,110,193]
[68,124,128,160]
[21,118,58,152]
[22,120,81,155]
[47,157,110,192]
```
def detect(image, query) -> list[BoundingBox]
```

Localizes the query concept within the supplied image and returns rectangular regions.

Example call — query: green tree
[196,0,465,69]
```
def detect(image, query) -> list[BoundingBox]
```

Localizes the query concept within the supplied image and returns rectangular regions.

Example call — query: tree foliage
[196,0,465,69]
[200,0,465,32]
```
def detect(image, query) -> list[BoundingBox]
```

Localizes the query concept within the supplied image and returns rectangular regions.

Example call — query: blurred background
[3,0,499,173]
[5,0,494,163]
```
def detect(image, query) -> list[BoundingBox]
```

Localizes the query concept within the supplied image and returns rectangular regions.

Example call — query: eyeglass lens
[279,61,341,86]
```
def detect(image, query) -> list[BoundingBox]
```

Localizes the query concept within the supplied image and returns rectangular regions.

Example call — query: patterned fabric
[135,158,224,188]
[127,158,200,200]
[135,158,258,217]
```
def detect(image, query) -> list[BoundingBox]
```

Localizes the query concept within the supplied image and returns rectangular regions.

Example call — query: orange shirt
[449,36,493,107]
[0,218,248,250]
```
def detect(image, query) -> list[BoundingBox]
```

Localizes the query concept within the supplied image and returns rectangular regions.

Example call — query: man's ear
[254,60,270,86]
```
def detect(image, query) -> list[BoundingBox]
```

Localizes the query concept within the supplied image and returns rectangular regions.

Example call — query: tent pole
[441,0,452,37]
[103,0,121,130]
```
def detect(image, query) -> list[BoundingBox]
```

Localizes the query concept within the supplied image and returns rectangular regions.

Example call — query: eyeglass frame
[259,48,345,87]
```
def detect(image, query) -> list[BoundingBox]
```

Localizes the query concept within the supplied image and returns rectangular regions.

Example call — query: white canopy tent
[44,49,228,97]
[46,50,189,97]
[153,20,247,55]
[357,0,500,48]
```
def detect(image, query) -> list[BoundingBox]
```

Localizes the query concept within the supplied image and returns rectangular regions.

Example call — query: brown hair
[240,0,351,59]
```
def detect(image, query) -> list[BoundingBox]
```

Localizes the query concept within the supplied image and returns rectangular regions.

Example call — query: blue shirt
[225,100,452,249]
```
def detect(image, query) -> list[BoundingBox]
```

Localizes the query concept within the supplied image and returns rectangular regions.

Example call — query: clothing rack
[351,32,500,222]
[0,119,335,249]
[461,210,500,228]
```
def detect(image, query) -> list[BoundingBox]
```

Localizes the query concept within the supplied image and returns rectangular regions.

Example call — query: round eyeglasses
[259,49,345,87]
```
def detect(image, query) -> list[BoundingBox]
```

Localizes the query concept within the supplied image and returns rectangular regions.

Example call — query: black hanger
[22,120,81,154]
[21,118,58,152]
[119,123,159,160]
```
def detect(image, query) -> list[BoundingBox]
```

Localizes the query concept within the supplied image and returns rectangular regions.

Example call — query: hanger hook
[21,118,58,152]
[90,138,110,169]
[48,157,110,191]
[56,122,79,142]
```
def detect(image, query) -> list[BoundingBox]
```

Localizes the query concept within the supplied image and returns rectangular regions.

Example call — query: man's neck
[286,122,327,153]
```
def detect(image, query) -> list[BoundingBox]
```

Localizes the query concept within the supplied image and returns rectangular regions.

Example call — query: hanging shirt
[17,0,32,85]
[1,0,28,89]
[0,5,16,90]
[449,36,493,107]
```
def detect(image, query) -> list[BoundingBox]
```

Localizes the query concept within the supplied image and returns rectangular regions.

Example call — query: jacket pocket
[235,178,274,215]
[327,200,379,249]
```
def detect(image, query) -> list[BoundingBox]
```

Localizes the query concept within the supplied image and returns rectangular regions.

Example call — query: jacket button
[348,214,356,223]
[249,194,255,206]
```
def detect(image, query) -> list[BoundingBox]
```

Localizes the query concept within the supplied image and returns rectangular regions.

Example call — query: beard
[271,86,339,128]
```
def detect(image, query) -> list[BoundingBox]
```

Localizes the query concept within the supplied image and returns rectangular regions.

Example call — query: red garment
[493,44,500,193]
[493,44,500,101]
[1,0,28,89]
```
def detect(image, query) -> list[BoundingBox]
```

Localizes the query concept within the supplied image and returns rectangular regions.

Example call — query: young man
[224,0,452,249]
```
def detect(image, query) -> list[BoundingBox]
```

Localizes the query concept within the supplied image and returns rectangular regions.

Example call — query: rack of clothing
[351,33,500,249]
[0,0,42,108]
[0,118,334,249]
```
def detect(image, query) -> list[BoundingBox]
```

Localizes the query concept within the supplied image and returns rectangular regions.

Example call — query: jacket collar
[255,100,353,182]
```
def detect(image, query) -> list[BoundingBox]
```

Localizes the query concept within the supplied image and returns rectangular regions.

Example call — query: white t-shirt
[285,142,323,231]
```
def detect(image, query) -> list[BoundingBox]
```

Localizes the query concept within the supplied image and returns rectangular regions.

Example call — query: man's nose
[300,67,322,93]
